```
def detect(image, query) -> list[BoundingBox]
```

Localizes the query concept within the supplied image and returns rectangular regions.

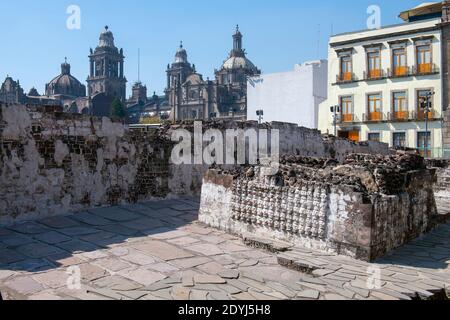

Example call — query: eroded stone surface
[0,199,448,301]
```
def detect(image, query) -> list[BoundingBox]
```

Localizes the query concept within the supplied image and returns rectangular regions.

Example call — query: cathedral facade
[166,26,260,121]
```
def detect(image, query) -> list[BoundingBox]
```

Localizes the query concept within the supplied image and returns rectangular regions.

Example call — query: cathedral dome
[174,42,188,64]
[46,59,86,98]
[221,56,257,72]
[220,26,259,74]
[98,26,116,48]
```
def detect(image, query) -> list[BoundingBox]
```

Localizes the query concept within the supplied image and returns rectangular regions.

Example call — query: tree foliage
[110,98,126,119]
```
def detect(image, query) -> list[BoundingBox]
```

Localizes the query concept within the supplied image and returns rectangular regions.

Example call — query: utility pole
[420,91,435,158]
[330,105,340,137]
[256,109,264,124]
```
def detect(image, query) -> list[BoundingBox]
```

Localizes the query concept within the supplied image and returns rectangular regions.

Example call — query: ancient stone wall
[0,104,392,224]
[434,164,450,214]
[199,153,438,261]
[164,121,392,196]
[0,104,175,224]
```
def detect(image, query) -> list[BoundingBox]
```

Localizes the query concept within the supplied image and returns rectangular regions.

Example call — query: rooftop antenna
[317,24,321,58]
[138,48,140,82]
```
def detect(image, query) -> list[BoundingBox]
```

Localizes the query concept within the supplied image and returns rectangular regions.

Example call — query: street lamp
[419,91,435,158]
[330,105,341,137]
[256,109,264,124]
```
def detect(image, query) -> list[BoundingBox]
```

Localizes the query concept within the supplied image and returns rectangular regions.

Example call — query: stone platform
[0,199,449,300]
[199,153,440,261]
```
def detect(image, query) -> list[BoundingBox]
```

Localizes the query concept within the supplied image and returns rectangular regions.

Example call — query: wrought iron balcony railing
[412,63,439,76]
[387,66,412,78]
[336,72,357,84]
[363,69,386,81]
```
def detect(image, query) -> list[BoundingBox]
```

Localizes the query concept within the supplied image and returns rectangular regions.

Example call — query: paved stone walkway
[0,198,449,300]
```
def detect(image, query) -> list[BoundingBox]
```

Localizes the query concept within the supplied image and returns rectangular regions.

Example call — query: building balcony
[387,111,410,121]
[362,112,385,123]
[412,63,439,76]
[386,110,441,122]
[415,109,437,121]
[336,72,356,84]
[337,113,360,124]
[387,66,411,78]
[363,69,386,81]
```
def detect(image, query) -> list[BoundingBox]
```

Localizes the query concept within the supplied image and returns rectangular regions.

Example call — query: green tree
[110,98,127,119]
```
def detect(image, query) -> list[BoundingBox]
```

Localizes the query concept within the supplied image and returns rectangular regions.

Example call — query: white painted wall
[247,60,328,129]
[318,18,443,157]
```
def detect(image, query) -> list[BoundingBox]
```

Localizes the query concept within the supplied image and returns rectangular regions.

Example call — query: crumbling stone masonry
[433,161,450,214]
[0,104,174,224]
[0,103,396,225]
[199,153,439,261]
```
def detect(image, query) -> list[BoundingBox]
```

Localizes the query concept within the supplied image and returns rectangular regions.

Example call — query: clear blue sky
[0,0,430,97]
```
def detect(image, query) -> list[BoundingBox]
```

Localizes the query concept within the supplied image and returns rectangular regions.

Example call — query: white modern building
[247,60,328,129]
[318,2,446,158]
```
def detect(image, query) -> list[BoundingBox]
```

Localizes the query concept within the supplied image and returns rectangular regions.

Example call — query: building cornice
[330,25,440,48]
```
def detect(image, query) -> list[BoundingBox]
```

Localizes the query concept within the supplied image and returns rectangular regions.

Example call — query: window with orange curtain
[340,96,353,122]
[393,91,407,120]
[340,55,352,81]
[393,48,407,76]
[368,94,382,121]
[367,50,381,78]
[417,45,431,74]
[417,90,433,120]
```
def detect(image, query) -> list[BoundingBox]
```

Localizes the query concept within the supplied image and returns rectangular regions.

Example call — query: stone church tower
[166,27,260,122]
[87,26,127,102]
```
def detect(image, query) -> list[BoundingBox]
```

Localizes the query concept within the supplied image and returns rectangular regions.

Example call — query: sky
[0,0,432,97]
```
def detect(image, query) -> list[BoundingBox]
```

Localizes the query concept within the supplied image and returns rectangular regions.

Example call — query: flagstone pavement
[0,198,449,300]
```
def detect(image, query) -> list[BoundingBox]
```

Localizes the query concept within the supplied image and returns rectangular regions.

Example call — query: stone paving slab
[0,198,449,300]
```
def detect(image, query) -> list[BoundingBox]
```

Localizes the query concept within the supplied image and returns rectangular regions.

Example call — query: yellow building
[319,2,445,158]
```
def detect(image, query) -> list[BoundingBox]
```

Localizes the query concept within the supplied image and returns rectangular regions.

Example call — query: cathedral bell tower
[87,26,127,102]
[165,42,194,121]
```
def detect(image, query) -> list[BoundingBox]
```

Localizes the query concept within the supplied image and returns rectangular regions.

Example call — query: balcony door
[368,94,382,121]
[340,96,353,122]
[393,48,407,76]
[393,91,407,120]
[417,90,433,120]
[367,50,381,78]
[340,56,353,81]
[417,44,431,74]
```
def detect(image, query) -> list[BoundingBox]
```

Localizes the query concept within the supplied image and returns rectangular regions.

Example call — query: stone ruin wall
[199,154,438,261]
[166,121,392,196]
[0,103,417,225]
[433,162,450,214]
[0,104,175,224]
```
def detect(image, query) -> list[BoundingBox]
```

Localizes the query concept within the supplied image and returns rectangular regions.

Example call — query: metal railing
[412,63,440,76]
[362,112,386,122]
[417,147,450,159]
[363,69,387,81]
[387,66,412,78]
[335,73,357,84]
